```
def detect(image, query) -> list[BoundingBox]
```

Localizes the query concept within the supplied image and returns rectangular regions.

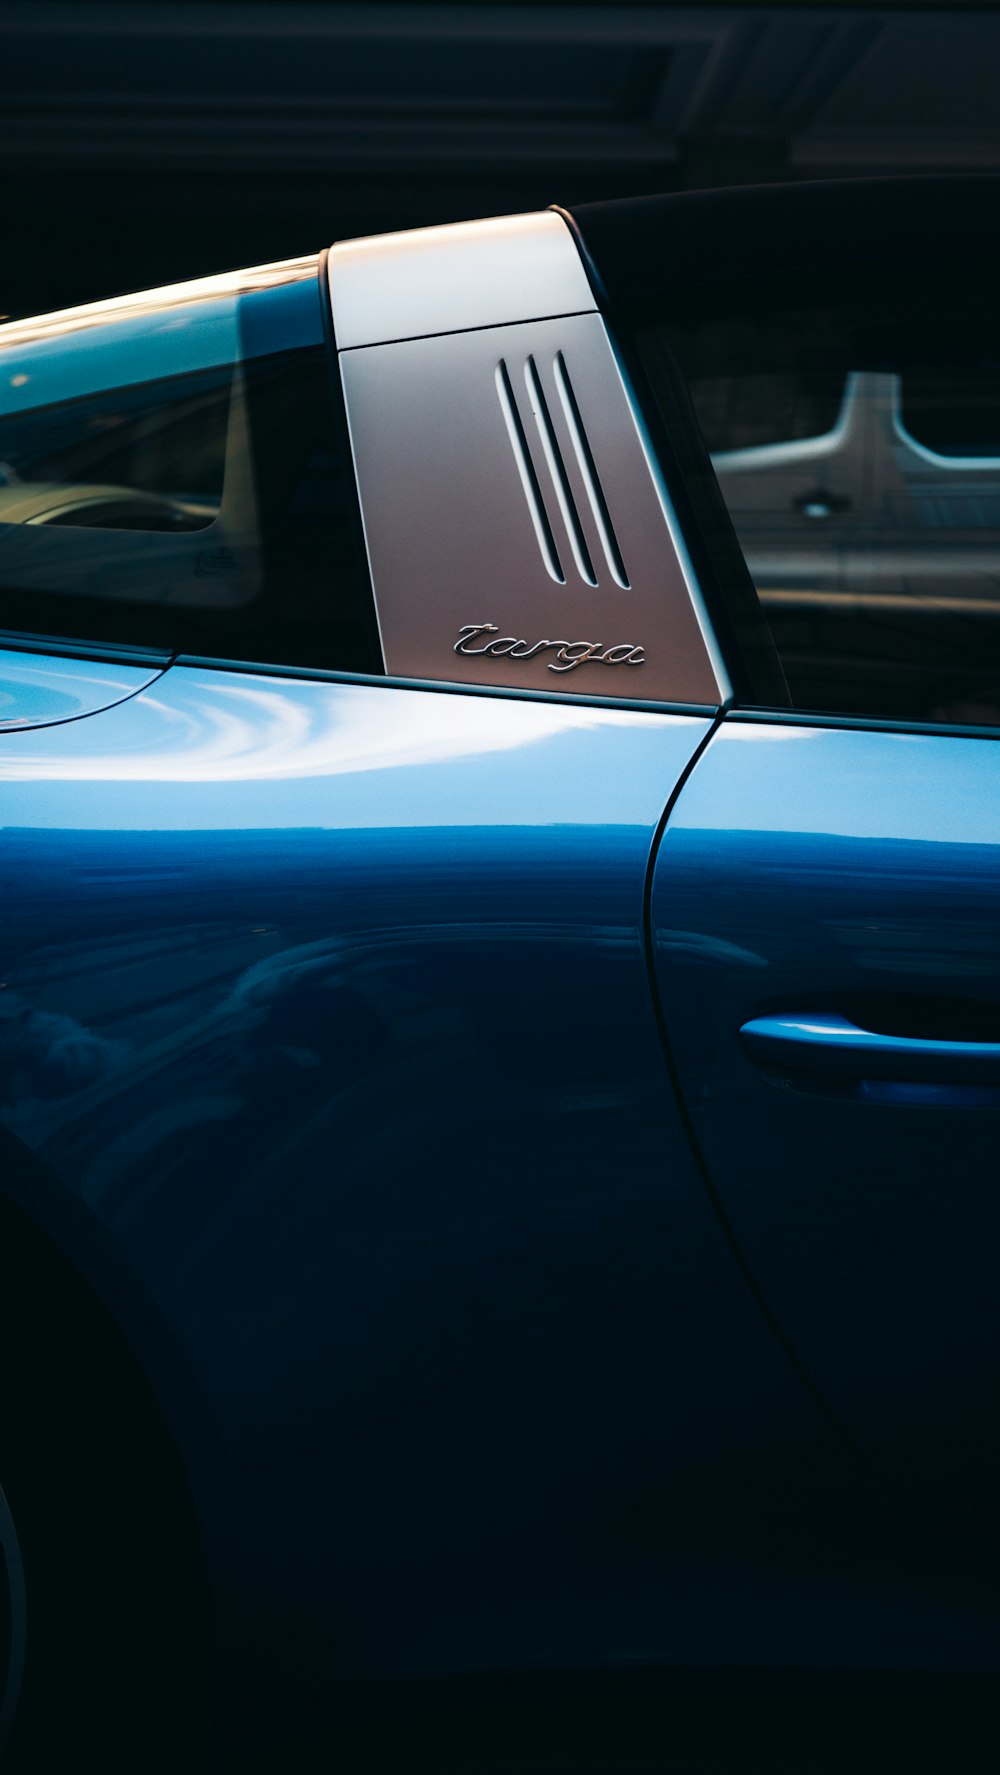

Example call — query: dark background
[2,0,999,321]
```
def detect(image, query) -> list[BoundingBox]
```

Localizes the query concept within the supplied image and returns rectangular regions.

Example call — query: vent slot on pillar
[497,350,630,592]
[523,356,597,587]
[554,351,630,590]
[495,359,564,584]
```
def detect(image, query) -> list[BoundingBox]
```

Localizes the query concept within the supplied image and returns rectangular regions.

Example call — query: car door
[651,719,1000,1569]
[572,178,1000,1572]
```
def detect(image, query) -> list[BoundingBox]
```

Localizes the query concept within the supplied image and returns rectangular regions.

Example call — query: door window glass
[636,300,1000,725]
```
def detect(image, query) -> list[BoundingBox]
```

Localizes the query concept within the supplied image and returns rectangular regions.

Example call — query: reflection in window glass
[0,366,232,532]
[638,308,1000,725]
[688,368,844,455]
[900,369,1000,459]
[0,260,377,674]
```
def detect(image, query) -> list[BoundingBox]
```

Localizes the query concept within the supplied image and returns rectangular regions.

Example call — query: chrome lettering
[508,638,560,660]
[600,643,645,666]
[454,623,499,655]
[455,625,645,672]
[548,642,604,673]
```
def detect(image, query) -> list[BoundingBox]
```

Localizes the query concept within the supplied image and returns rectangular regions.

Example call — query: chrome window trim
[329,211,596,351]
[173,652,719,717]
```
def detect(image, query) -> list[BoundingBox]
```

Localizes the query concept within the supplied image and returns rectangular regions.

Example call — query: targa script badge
[454,624,645,674]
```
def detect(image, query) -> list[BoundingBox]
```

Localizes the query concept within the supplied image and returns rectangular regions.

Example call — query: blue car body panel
[651,715,1000,1572]
[0,647,166,729]
[0,669,726,1701]
[2,668,998,1718]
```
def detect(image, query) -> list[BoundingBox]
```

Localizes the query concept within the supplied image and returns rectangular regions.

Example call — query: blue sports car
[0,176,998,1769]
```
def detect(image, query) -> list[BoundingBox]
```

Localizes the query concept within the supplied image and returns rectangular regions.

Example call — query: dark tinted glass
[0,260,377,674]
[0,366,231,531]
[574,179,1000,726]
[901,368,1000,458]
[688,364,844,454]
[636,297,1000,726]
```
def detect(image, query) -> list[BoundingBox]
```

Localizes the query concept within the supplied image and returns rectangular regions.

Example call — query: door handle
[739,1011,1000,1085]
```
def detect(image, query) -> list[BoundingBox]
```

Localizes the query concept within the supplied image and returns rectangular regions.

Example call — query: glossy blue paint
[0,648,164,729]
[740,1009,1000,1085]
[4,667,996,1724]
[652,715,1000,1573]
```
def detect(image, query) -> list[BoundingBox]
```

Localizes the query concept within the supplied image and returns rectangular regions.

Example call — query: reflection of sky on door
[0,650,163,728]
[672,719,1000,849]
[0,666,709,831]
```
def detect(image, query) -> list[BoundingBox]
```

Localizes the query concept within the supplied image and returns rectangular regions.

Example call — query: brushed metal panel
[329,211,595,350]
[340,311,728,706]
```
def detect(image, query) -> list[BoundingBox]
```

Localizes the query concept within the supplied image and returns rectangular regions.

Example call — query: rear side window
[573,181,1000,727]
[638,302,1000,726]
[0,259,377,674]
[900,368,1000,459]
[686,362,845,455]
